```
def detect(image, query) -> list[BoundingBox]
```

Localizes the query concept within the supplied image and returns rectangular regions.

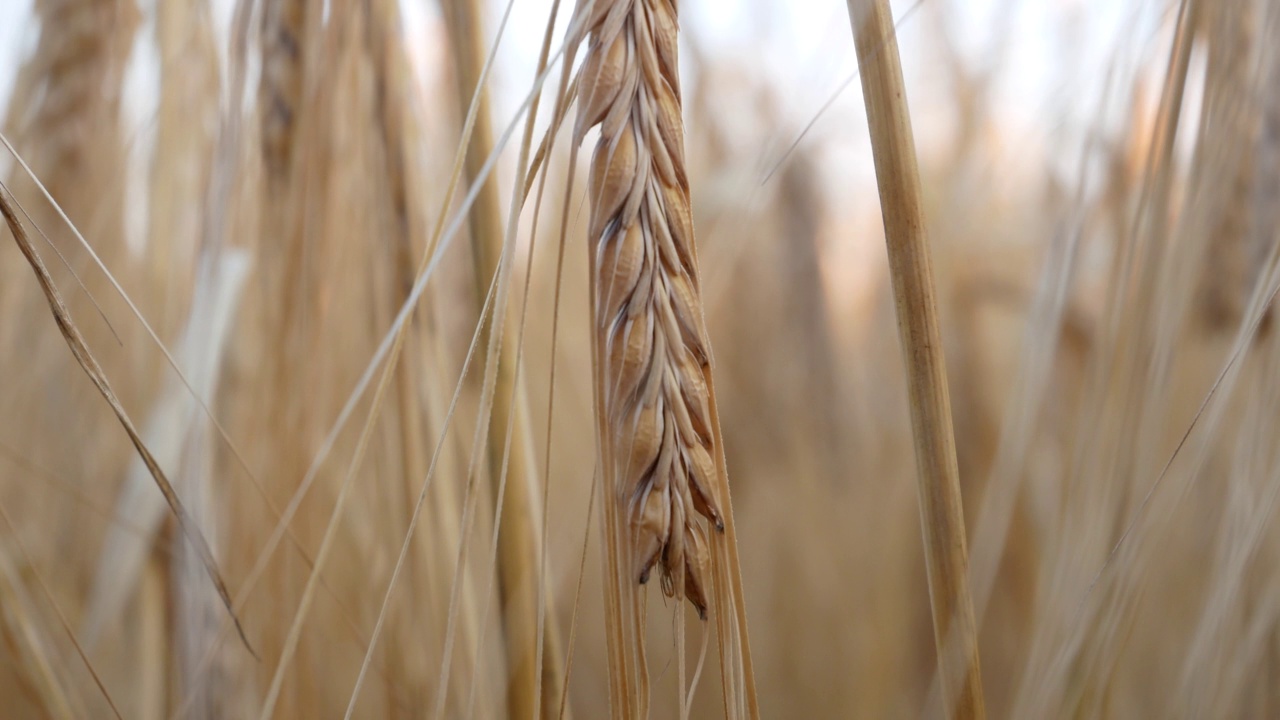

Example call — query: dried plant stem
[844,1,985,718]
[441,0,566,716]
[0,187,253,658]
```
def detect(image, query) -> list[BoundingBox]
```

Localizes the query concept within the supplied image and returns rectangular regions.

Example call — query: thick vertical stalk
[439,1,566,717]
[843,1,986,718]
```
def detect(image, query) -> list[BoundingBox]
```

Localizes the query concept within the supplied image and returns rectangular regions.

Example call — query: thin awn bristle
[578,0,723,618]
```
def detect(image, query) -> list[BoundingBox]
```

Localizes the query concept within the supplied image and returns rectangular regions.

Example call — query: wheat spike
[578,0,723,618]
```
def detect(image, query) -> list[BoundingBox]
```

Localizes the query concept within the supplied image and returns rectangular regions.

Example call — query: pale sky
[0,0,1163,198]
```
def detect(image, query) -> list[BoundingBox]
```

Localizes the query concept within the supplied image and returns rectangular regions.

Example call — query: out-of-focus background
[1,0,1278,717]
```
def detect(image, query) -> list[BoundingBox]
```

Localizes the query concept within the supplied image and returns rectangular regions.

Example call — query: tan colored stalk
[0,189,251,655]
[843,1,986,718]
[576,1,758,716]
[440,1,567,717]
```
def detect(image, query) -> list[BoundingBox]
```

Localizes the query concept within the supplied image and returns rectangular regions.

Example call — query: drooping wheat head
[578,0,723,618]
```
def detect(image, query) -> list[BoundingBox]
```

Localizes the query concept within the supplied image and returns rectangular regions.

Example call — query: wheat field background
[0,0,1276,718]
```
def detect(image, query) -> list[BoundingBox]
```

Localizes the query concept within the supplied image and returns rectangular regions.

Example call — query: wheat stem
[844,1,986,718]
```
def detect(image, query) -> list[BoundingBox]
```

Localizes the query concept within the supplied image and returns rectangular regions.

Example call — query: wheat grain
[578,0,723,619]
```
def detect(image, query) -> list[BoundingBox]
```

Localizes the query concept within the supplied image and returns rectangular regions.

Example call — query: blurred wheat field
[0,0,1279,717]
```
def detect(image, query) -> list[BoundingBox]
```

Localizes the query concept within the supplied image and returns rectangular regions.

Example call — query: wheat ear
[578,0,722,619]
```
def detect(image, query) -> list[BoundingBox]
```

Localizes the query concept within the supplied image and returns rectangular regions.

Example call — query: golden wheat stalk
[578,0,722,621]
[844,1,985,718]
